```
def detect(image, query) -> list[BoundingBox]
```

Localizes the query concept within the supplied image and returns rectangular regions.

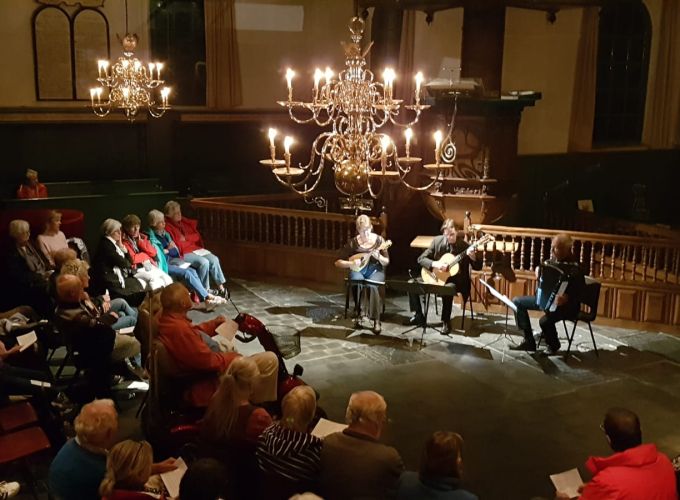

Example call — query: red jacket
[580,444,676,500]
[17,183,48,199]
[122,233,158,267]
[157,312,240,407]
[165,217,204,255]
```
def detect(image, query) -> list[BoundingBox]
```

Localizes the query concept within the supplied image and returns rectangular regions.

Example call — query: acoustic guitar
[420,234,495,285]
[348,240,392,272]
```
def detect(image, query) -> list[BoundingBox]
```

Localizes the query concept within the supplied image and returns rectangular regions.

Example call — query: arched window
[73,8,110,100]
[592,1,651,146]
[33,6,73,100]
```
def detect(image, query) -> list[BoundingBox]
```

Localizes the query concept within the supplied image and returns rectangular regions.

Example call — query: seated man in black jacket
[407,219,482,335]
[511,233,585,355]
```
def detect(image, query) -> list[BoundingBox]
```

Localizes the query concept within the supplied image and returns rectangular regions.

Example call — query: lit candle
[381,135,391,171]
[156,63,163,80]
[313,68,323,101]
[285,68,295,101]
[268,128,277,161]
[434,130,443,164]
[324,67,333,85]
[405,127,413,158]
[133,60,141,72]
[161,87,170,107]
[97,60,106,78]
[96,87,103,104]
[284,136,293,155]
[89,88,96,105]
[415,71,424,104]
[383,68,395,100]
[122,87,130,100]
[148,63,156,79]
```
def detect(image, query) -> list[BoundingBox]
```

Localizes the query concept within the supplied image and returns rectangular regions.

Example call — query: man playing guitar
[407,219,482,335]
[510,233,585,355]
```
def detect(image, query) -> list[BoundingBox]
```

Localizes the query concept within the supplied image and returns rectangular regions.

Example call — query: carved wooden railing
[191,194,386,252]
[470,224,680,331]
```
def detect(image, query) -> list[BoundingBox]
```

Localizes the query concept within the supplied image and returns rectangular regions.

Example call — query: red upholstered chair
[0,401,38,433]
[0,426,51,499]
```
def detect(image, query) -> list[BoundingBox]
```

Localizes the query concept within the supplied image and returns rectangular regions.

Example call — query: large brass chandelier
[261,17,455,210]
[89,1,170,121]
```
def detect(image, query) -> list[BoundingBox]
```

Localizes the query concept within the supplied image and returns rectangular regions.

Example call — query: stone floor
[12,277,680,499]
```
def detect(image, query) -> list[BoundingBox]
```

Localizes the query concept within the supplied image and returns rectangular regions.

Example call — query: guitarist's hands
[432,261,449,271]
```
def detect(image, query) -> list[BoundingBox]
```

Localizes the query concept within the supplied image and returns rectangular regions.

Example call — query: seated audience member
[157,283,278,408]
[37,210,69,268]
[397,431,477,500]
[6,219,53,316]
[60,259,138,333]
[511,233,585,354]
[0,481,20,499]
[320,390,404,500]
[50,400,176,500]
[16,168,48,199]
[557,407,677,499]
[49,399,119,500]
[163,200,228,298]
[147,210,225,306]
[121,214,173,290]
[49,247,78,295]
[178,458,229,500]
[91,219,146,306]
[258,385,323,499]
[99,440,157,500]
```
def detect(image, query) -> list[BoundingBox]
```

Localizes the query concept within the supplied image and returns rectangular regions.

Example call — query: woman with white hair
[90,219,146,307]
[120,214,173,290]
[6,219,53,315]
[334,214,390,333]
[147,209,225,306]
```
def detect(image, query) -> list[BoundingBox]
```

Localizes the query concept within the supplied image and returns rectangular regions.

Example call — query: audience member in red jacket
[120,214,172,290]
[163,201,228,298]
[156,283,278,408]
[16,168,48,199]
[557,407,677,500]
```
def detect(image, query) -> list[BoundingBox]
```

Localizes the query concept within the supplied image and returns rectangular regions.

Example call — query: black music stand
[479,279,518,356]
[387,279,458,346]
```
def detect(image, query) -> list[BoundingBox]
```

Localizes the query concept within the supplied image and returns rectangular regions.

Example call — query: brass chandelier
[89,0,170,121]
[261,17,456,210]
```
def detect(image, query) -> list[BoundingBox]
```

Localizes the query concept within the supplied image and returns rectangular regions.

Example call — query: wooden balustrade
[470,224,680,333]
[190,194,386,286]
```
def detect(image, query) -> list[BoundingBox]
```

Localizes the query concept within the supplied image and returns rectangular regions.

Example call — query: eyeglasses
[599,423,606,433]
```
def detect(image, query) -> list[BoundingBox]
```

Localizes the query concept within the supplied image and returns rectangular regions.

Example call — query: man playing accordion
[510,233,585,354]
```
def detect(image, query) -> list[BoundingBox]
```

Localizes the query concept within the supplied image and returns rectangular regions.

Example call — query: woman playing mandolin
[335,215,390,334]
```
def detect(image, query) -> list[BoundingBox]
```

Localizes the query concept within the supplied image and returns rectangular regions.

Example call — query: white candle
[314,68,323,99]
[415,72,424,103]
[90,88,96,105]
[96,87,103,104]
[284,136,293,155]
[381,135,391,154]
[268,128,277,149]
[383,68,395,99]
[148,63,156,79]
[434,130,443,163]
[405,128,413,157]
[156,63,163,80]
[324,67,333,85]
[97,60,106,78]
[161,87,170,107]
[286,68,295,100]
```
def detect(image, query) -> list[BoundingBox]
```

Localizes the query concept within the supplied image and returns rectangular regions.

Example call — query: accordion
[535,262,570,312]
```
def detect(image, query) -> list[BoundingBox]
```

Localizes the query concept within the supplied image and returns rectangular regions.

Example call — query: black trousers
[512,295,567,349]
[408,281,457,323]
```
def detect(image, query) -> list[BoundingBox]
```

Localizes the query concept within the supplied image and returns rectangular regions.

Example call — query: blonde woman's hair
[281,385,316,432]
[99,440,153,497]
[53,248,77,270]
[355,214,372,232]
[60,258,89,282]
[202,357,260,441]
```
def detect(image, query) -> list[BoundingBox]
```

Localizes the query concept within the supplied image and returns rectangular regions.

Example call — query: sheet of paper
[30,379,52,388]
[160,457,187,499]
[215,319,239,341]
[127,381,149,391]
[479,280,517,312]
[550,468,583,499]
[17,331,38,352]
[192,248,210,256]
[117,326,135,335]
[178,262,191,269]
[311,418,347,439]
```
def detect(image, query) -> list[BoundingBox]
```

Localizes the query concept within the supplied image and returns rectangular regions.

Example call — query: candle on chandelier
[122,87,130,100]
[148,63,156,79]
[284,136,294,155]
[313,68,323,101]
[156,63,163,80]
[89,88,97,106]
[381,135,391,171]
[285,68,295,101]
[134,60,142,72]
[415,72,424,105]
[323,67,333,99]
[434,130,443,164]
[405,128,413,158]
[97,60,108,78]
[268,128,278,161]
[160,87,170,107]
[383,68,395,101]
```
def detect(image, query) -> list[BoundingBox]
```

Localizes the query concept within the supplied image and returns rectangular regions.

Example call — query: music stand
[387,279,458,346]
[479,279,518,354]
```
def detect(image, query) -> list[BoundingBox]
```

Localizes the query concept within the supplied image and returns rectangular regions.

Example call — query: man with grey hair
[511,233,585,354]
[320,390,404,499]
[49,399,176,500]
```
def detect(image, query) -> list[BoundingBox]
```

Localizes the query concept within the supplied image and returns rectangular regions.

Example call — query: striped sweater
[257,423,322,482]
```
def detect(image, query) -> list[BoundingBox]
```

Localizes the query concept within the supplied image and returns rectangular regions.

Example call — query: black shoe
[440,323,452,336]
[509,341,537,352]
[406,314,425,326]
[543,344,561,356]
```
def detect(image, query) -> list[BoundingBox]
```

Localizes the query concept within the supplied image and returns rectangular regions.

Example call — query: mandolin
[348,240,392,272]
[420,234,495,285]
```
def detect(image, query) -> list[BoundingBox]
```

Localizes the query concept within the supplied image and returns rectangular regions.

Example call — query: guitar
[348,240,392,272]
[420,234,495,285]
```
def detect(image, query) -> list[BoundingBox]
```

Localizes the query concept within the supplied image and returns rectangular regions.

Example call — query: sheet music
[192,248,210,256]
[479,280,517,312]
[216,319,239,341]
[160,457,187,499]
[311,418,347,438]
[17,331,38,352]
[550,468,583,498]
